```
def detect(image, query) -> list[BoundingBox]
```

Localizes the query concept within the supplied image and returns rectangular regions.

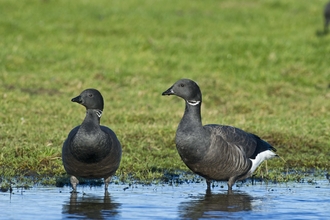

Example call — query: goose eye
[88,94,93,97]
[179,83,185,87]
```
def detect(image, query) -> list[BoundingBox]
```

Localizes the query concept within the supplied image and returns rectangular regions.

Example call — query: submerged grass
[1,0,330,186]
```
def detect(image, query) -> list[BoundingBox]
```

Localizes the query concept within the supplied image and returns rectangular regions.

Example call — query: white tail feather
[249,150,277,174]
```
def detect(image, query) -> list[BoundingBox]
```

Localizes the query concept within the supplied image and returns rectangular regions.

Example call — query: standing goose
[162,79,278,191]
[325,2,330,33]
[62,89,122,193]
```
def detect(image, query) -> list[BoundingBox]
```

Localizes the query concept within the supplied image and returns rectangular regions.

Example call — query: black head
[162,79,202,103]
[71,88,104,110]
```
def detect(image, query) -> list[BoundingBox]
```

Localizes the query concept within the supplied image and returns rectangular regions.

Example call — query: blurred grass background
[1,0,330,185]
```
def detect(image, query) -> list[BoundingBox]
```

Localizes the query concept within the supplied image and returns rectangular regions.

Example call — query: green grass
[1,0,330,186]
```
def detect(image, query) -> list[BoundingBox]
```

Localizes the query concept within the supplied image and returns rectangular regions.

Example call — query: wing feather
[204,124,274,159]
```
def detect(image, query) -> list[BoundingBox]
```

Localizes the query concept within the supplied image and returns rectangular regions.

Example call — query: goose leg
[70,176,79,193]
[227,177,237,191]
[104,176,111,191]
[206,179,212,190]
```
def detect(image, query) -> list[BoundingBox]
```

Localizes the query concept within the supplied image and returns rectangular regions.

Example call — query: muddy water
[1,178,329,219]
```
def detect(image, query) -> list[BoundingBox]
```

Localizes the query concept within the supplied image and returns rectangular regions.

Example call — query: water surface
[1,179,329,219]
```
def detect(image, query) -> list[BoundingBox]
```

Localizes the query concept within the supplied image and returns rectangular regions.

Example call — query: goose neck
[181,101,203,127]
[81,109,102,127]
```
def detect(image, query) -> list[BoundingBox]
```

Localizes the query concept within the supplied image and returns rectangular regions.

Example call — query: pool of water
[1,178,329,219]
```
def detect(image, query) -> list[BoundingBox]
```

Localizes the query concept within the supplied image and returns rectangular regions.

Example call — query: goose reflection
[62,191,120,219]
[179,189,253,219]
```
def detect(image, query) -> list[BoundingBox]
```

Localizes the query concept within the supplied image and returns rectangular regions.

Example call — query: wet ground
[1,178,329,219]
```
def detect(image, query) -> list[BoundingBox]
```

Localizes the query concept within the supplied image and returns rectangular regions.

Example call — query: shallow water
[1,179,330,219]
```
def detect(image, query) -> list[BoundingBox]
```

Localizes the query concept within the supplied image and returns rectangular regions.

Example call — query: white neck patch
[95,110,103,118]
[187,100,201,106]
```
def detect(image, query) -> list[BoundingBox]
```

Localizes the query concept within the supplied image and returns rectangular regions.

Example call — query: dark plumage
[62,89,122,193]
[162,79,278,191]
[325,2,330,33]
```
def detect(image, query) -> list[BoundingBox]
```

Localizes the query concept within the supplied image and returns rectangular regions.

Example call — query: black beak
[71,95,82,103]
[162,87,174,96]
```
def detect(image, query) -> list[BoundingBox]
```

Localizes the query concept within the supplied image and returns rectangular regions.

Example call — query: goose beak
[162,87,174,96]
[71,95,82,103]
